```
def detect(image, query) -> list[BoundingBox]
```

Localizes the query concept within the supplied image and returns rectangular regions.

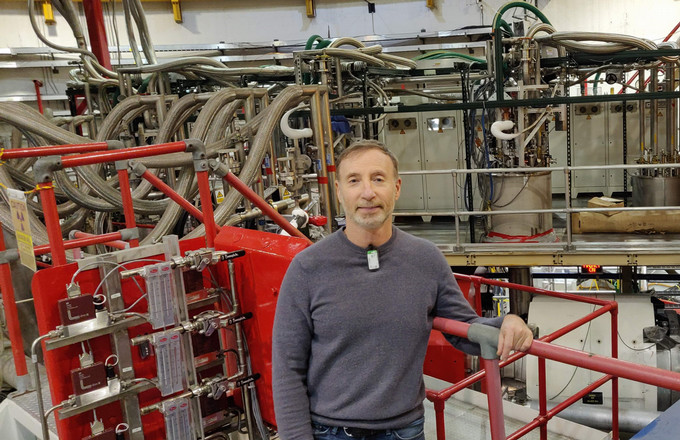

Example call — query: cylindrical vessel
[488,171,553,237]
[632,175,680,207]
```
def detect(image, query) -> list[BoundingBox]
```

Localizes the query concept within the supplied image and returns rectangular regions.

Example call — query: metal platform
[396,218,680,267]
[0,363,58,440]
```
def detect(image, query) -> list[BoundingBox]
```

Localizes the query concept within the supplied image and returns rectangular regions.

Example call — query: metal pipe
[31,333,53,440]
[59,141,187,168]
[610,307,620,440]
[481,358,506,440]
[639,69,647,156]
[428,301,616,402]
[196,170,217,248]
[226,260,254,440]
[39,185,67,265]
[310,91,333,233]
[0,142,109,159]
[508,374,613,440]
[117,168,139,247]
[538,358,547,440]
[70,231,128,250]
[216,164,312,244]
[652,67,659,157]
[527,401,660,433]
[321,90,339,216]
[33,231,125,255]
[139,168,206,224]
[0,223,30,391]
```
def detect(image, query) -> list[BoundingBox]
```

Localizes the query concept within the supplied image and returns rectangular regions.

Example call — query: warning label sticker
[7,189,36,271]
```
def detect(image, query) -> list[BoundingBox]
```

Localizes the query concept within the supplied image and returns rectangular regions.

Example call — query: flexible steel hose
[185,85,306,239]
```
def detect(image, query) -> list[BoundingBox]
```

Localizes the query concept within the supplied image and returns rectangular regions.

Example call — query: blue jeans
[312,417,425,440]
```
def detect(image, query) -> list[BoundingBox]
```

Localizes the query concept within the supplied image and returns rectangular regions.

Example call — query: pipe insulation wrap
[491,120,520,140]
[280,106,313,140]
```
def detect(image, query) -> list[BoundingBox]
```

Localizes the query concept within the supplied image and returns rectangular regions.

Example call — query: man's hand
[496,314,533,361]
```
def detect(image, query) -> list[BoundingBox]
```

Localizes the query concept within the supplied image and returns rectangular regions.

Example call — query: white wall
[1,0,502,49]
[2,0,680,103]
[3,1,679,51]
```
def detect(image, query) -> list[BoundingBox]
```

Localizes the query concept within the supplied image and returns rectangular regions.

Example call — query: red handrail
[60,141,187,168]
[428,274,625,440]
[0,142,110,159]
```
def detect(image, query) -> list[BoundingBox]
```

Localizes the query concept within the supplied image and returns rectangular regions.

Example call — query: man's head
[335,140,401,232]
[336,140,399,179]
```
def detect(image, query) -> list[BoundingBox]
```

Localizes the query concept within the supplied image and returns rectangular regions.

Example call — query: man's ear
[395,177,401,201]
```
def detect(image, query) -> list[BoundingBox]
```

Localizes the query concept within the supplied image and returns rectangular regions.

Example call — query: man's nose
[360,181,377,198]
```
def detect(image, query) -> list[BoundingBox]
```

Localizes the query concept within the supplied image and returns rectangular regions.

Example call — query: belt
[342,427,389,438]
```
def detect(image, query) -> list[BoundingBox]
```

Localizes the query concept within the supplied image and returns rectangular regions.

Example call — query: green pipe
[594,72,602,95]
[499,19,514,36]
[305,34,324,50]
[492,1,551,30]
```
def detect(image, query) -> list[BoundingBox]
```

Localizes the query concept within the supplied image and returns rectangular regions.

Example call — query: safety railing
[426,273,680,440]
[398,162,680,249]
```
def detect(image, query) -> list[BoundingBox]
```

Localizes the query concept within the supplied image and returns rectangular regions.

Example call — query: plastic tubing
[493,1,551,30]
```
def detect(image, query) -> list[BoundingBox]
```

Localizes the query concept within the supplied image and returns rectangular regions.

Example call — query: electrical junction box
[71,361,107,396]
[58,294,95,326]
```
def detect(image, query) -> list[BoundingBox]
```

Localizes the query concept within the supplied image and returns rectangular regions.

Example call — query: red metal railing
[426,274,678,440]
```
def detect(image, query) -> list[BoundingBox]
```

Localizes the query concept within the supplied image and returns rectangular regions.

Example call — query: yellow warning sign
[215,189,224,204]
[7,189,36,271]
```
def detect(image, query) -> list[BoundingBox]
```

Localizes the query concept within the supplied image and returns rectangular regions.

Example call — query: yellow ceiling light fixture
[306,0,315,18]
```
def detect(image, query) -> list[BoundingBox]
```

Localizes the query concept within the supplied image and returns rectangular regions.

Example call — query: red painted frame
[426,274,627,440]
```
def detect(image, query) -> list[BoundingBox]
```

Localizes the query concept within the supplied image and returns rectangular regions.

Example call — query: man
[272,140,533,440]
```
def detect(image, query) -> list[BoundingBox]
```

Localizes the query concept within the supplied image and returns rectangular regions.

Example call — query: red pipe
[481,358,506,440]
[434,315,680,391]
[530,338,680,391]
[60,141,187,168]
[455,274,613,306]
[223,172,313,244]
[0,142,109,160]
[111,221,155,229]
[71,231,128,250]
[507,374,613,440]
[538,357,547,440]
[434,399,446,440]
[0,223,30,383]
[117,168,139,247]
[82,0,112,71]
[39,185,67,265]
[33,80,43,114]
[611,308,620,440]
[34,231,125,255]
[196,170,217,248]
[140,170,205,223]
[429,303,615,402]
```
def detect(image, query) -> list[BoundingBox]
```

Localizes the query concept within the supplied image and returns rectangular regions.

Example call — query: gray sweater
[272,226,502,440]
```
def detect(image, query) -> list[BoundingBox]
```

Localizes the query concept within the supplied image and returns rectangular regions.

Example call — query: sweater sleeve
[432,255,503,356]
[272,258,315,440]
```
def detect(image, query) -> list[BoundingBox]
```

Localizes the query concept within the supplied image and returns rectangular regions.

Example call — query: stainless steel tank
[488,171,553,238]
[632,175,680,207]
